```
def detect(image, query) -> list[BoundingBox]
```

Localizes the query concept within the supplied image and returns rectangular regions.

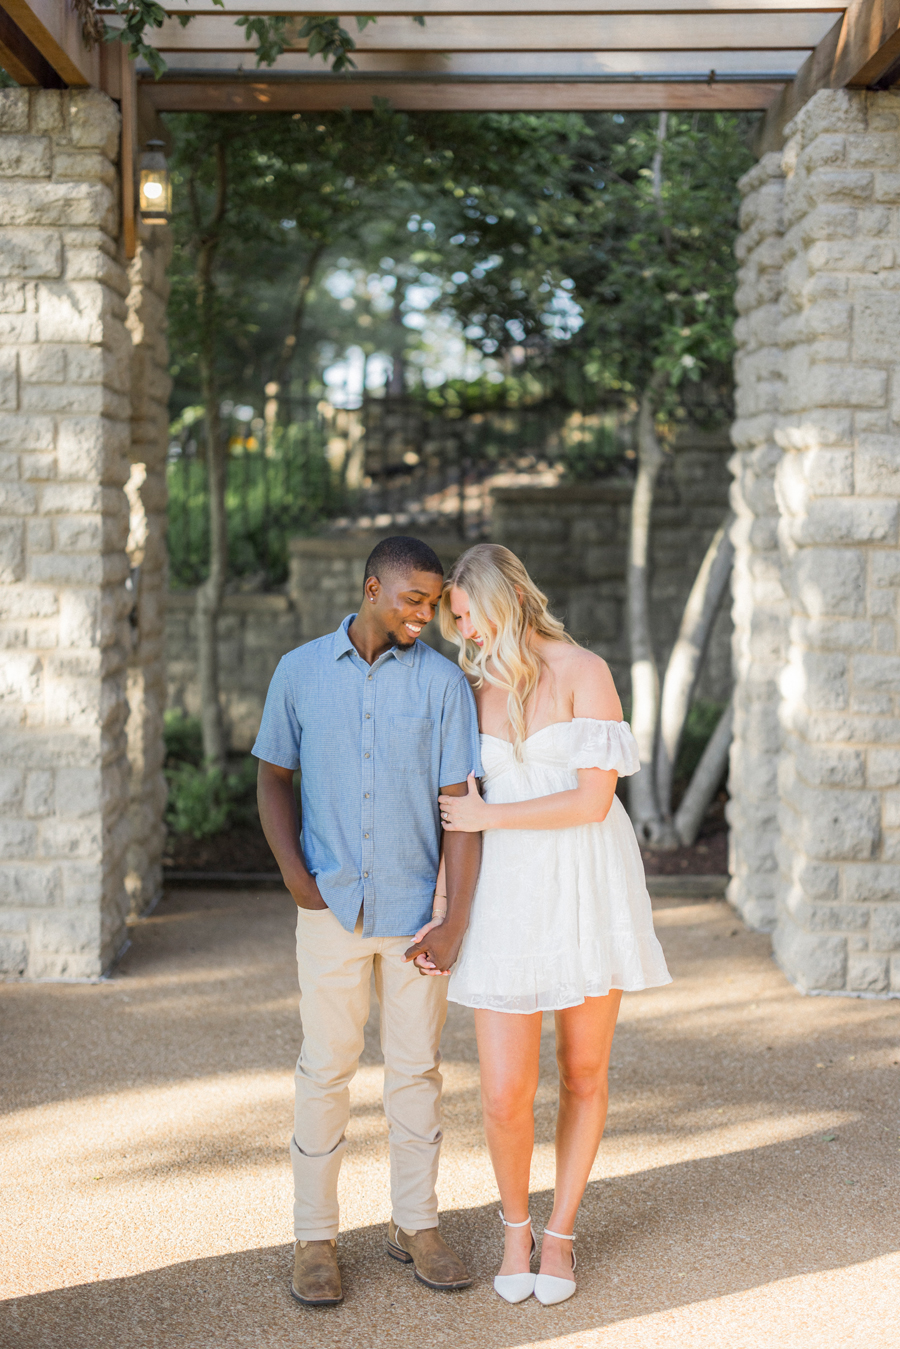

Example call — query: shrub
[164,755,259,839]
[163,708,203,767]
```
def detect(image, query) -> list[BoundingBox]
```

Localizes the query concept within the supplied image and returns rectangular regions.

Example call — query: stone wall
[731,87,900,995]
[0,89,133,978]
[165,454,734,751]
[0,88,170,980]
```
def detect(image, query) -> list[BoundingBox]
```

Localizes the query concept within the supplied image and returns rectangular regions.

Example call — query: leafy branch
[296,15,377,72]
[77,5,401,79]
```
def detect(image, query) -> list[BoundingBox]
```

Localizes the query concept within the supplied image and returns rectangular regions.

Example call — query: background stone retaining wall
[165,444,734,751]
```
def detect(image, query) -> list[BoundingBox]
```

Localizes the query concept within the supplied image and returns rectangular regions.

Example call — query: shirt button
[365,714,370,719]
[365,793,370,798]
[364,752,370,758]
[364,833,369,838]
[367,675,372,680]
[363,871,369,878]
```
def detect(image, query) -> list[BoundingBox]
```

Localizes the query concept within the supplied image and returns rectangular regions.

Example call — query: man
[254,536,482,1307]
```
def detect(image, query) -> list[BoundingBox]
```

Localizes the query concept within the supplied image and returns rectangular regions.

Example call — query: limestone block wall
[729,153,790,932]
[124,225,171,916]
[773,89,900,995]
[732,87,900,995]
[0,88,133,979]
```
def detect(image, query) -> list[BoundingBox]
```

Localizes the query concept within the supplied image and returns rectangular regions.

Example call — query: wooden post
[120,43,137,260]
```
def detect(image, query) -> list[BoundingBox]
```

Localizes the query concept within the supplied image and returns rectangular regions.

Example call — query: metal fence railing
[166,396,622,588]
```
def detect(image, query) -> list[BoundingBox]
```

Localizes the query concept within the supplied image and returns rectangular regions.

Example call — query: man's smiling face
[366,567,444,650]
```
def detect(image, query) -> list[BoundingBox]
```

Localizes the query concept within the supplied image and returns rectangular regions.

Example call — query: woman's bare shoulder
[558,646,622,721]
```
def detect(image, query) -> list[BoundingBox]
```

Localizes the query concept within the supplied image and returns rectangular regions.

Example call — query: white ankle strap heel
[534,1228,577,1306]
[493,1212,537,1304]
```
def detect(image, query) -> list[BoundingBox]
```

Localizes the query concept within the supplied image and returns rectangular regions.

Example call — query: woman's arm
[439,648,623,834]
[440,767,618,832]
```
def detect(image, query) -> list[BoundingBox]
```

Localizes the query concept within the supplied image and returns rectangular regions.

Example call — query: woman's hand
[438,772,490,832]
[410,915,448,976]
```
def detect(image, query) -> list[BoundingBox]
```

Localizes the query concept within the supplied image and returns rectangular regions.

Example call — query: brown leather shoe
[290,1238,343,1306]
[386,1219,472,1290]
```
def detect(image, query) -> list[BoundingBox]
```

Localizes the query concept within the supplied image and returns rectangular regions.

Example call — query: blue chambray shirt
[252,614,483,938]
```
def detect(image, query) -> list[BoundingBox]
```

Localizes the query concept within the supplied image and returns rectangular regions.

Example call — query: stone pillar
[0,88,133,978]
[123,224,171,916]
[729,152,790,932]
[772,88,900,993]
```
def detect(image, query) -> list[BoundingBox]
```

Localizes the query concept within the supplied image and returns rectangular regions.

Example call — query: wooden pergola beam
[0,0,100,84]
[0,1,63,84]
[141,75,784,111]
[144,0,847,11]
[138,11,837,53]
[124,0,849,10]
[756,0,900,149]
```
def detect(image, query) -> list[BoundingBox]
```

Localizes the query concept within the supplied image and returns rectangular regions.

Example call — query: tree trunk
[654,512,735,821]
[275,242,325,426]
[194,140,229,769]
[673,698,733,846]
[387,287,406,397]
[626,371,668,843]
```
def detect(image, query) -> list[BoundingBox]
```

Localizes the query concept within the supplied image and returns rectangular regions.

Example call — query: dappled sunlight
[535,1253,900,1349]
[3,888,899,1346]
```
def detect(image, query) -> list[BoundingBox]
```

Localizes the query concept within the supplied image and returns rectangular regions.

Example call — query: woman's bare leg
[540,990,622,1280]
[474,1008,543,1276]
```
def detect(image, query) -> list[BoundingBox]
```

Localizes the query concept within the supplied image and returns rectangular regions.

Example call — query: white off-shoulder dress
[447,718,671,1014]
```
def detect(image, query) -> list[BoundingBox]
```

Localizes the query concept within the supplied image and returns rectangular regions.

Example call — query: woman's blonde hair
[440,543,576,760]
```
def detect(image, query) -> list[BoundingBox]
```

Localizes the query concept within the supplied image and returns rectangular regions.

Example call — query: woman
[414,544,670,1306]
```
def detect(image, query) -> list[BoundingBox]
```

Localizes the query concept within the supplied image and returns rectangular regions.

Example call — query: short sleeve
[252,656,302,770]
[439,675,484,786]
[567,718,640,777]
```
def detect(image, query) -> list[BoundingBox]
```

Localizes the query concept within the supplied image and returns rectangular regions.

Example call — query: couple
[254,535,670,1310]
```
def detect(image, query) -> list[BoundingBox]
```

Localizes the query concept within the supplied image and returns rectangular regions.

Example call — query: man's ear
[364,575,381,605]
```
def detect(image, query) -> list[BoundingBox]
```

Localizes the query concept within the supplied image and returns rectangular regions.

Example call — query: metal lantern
[138,140,171,224]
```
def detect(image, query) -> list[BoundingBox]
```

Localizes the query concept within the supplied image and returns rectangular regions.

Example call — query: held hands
[408,915,448,977]
[404,920,463,977]
[438,773,489,833]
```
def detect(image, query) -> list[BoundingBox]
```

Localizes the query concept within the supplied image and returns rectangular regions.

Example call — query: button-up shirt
[252,614,483,937]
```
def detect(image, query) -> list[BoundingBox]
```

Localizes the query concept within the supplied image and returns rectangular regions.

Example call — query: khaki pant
[292,905,448,1241]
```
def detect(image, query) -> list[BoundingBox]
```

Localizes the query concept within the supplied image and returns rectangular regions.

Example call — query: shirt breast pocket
[389,715,434,775]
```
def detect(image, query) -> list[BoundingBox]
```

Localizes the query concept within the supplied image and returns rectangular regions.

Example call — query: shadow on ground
[2,886,899,1349]
[4,1139,900,1349]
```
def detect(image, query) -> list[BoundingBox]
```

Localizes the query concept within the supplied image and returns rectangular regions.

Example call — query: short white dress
[447,718,672,1014]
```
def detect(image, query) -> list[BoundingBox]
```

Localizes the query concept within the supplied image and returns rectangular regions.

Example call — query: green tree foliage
[428,111,756,427]
[166,108,583,419]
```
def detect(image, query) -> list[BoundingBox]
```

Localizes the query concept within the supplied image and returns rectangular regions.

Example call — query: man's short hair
[364,536,444,587]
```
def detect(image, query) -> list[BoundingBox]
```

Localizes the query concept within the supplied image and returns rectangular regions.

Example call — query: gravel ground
[2,886,899,1349]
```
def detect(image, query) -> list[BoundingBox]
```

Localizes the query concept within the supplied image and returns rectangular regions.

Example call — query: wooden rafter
[141,75,784,110]
[139,11,838,53]
[1,0,98,84]
[4,0,898,126]
[757,0,900,148]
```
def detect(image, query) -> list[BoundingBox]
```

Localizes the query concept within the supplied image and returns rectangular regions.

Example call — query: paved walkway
[2,886,899,1349]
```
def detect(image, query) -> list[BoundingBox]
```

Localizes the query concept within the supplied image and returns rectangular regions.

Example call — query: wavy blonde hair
[440,543,577,760]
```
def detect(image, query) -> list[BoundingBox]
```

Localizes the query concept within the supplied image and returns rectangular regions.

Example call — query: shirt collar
[333,614,418,668]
